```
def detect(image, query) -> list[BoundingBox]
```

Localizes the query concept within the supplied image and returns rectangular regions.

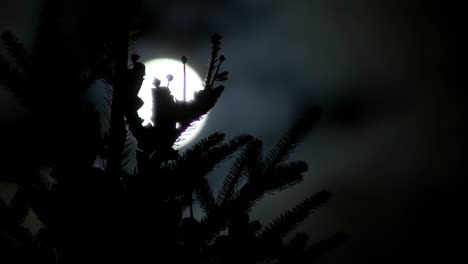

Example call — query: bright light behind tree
[137,58,208,149]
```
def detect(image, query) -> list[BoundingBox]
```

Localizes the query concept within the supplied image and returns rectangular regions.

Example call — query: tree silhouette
[0,1,346,263]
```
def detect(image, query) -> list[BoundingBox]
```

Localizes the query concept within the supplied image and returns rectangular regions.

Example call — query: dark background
[1,0,465,263]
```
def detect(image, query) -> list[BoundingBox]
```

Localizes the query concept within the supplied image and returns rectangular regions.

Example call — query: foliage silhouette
[0,1,346,263]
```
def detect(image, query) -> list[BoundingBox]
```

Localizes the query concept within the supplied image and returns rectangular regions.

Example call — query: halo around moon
[137,58,208,149]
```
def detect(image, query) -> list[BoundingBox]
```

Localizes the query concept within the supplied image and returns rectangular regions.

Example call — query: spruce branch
[0,53,25,97]
[262,160,308,193]
[205,33,222,88]
[304,232,348,261]
[1,31,30,72]
[259,190,331,240]
[262,107,321,175]
[194,178,216,215]
[174,134,253,196]
[216,138,262,208]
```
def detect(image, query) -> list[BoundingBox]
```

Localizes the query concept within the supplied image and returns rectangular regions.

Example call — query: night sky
[1,0,465,263]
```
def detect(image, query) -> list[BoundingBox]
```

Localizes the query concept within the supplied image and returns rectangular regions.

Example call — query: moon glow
[137,58,208,149]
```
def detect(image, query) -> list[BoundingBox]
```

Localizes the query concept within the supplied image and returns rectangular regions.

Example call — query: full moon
[137,58,208,149]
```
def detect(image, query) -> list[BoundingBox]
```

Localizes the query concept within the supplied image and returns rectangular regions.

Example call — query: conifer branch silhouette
[1,31,30,72]
[259,190,331,241]
[216,109,322,215]
[177,132,226,163]
[0,52,25,97]
[262,160,308,193]
[194,178,216,215]
[205,34,222,88]
[216,138,263,208]
[262,107,321,174]
[120,129,139,176]
[304,232,349,261]
[167,133,252,214]
[0,31,29,100]
[106,32,130,178]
